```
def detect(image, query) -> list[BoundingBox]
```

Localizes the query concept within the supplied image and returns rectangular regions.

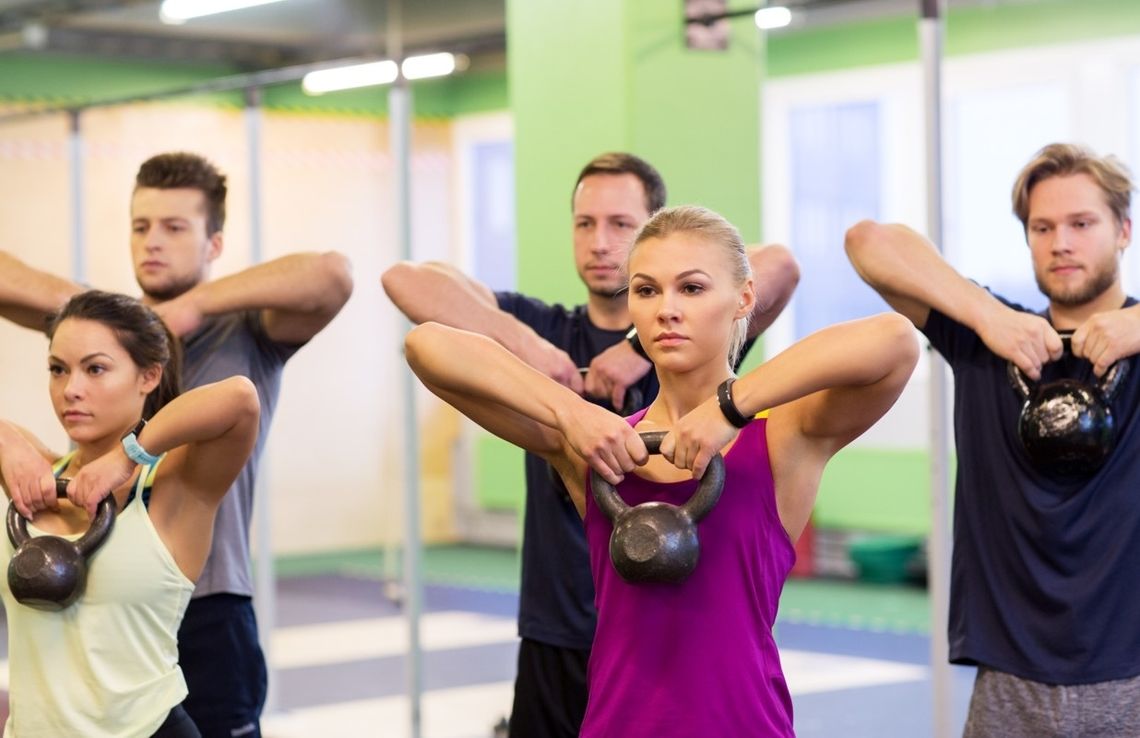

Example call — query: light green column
[508,0,764,305]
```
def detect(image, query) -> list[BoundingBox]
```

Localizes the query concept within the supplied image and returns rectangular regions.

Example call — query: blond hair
[1012,143,1133,231]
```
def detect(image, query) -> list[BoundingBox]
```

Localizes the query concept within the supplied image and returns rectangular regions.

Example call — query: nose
[656,290,681,324]
[63,372,85,400]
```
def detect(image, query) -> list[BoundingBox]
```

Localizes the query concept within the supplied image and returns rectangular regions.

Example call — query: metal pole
[389,0,424,734]
[67,110,85,284]
[919,1,953,736]
[244,85,278,716]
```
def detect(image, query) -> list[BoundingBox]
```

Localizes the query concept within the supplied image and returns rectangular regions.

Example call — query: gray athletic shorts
[963,666,1140,738]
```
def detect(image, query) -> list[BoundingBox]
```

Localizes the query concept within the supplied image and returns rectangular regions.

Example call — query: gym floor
[0,545,976,737]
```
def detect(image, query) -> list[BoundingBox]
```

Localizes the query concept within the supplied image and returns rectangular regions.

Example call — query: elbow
[764,244,801,295]
[878,312,921,372]
[843,219,885,265]
[224,376,261,426]
[319,251,354,308]
[403,322,442,375]
[381,261,430,323]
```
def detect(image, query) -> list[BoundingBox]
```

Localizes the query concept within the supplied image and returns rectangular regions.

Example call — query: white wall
[0,103,457,555]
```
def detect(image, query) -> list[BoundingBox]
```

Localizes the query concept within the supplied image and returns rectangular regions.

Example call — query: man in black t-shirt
[847,143,1140,737]
[383,152,799,738]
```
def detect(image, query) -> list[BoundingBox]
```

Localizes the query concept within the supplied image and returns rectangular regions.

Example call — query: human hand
[584,341,652,412]
[659,396,738,479]
[1072,308,1140,377]
[1,442,57,519]
[67,446,133,518]
[559,402,648,485]
[523,341,584,394]
[977,309,1063,381]
[151,291,205,338]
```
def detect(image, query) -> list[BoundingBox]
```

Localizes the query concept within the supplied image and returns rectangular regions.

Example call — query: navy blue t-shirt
[925,293,1140,684]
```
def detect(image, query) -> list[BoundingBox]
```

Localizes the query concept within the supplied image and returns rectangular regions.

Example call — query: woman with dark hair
[0,290,259,738]
[405,205,918,736]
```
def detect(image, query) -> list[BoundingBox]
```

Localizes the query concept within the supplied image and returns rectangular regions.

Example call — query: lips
[654,332,687,346]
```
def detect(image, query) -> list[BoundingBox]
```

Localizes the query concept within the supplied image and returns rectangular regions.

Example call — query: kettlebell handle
[6,478,117,556]
[590,430,725,524]
[1007,331,1128,401]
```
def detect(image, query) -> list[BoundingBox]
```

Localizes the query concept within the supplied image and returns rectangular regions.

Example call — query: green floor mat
[274,545,932,633]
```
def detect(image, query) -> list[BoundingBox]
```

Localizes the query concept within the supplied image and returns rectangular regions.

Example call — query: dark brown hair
[572,152,667,215]
[135,152,228,236]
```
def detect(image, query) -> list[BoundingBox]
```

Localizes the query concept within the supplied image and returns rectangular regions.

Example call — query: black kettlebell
[590,430,725,584]
[1007,333,1128,478]
[7,478,117,611]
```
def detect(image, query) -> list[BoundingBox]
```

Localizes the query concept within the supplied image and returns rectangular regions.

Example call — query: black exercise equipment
[1008,334,1127,478]
[7,478,117,610]
[591,430,724,584]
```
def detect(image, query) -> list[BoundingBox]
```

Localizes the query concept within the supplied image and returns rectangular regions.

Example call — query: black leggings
[152,705,201,738]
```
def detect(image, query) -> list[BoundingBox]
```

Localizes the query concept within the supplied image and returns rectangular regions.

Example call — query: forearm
[383,260,556,357]
[136,377,260,455]
[845,220,1005,331]
[187,251,352,318]
[406,322,581,431]
[730,313,917,417]
[0,251,83,331]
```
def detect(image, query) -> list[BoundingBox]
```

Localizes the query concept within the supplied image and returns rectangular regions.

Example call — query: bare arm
[0,251,84,331]
[383,261,584,392]
[405,322,646,510]
[156,252,353,344]
[68,377,260,517]
[745,243,800,339]
[845,220,1061,378]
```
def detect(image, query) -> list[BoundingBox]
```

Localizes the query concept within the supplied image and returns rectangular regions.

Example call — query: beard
[138,273,199,302]
[1036,257,1119,307]
[588,284,626,299]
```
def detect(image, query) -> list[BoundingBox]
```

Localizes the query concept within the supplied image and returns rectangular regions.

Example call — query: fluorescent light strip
[160,0,288,24]
[755,6,792,30]
[302,60,399,95]
[401,52,456,81]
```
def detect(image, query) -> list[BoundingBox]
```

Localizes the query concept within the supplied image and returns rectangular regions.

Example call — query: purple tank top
[581,410,797,737]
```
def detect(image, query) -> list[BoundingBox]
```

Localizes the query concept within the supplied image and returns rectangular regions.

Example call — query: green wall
[768,0,1140,78]
[508,0,764,308]
[0,52,507,118]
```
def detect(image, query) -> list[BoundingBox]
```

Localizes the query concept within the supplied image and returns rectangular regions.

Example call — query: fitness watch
[717,378,753,428]
[121,419,160,466]
[626,326,650,361]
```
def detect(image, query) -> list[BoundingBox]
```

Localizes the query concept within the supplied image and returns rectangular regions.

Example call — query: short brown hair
[135,152,228,236]
[1012,143,1133,231]
[572,152,667,215]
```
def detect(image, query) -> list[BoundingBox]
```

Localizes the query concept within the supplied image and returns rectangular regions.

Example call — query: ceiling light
[302,60,399,95]
[754,6,792,30]
[401,53,456,81]
[160,0,289,25]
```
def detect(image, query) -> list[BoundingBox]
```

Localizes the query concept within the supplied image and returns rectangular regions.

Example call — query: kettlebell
[1007,333,1128,478]
[590,430,725,584]
[6,478,117,611]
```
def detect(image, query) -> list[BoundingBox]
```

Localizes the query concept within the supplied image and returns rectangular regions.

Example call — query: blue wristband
[121,421,160,466]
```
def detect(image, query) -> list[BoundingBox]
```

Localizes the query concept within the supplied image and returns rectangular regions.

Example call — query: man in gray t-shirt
[0,152,352,738]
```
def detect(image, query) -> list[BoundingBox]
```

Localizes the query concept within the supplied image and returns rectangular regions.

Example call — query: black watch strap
[717,378,752,428]
[626,326,650,361]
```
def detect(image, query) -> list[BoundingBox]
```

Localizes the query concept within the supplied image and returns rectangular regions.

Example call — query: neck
[644,360,734,427]
[66,437,124,474]
[1049,283,1128,330]
[585,292,630,330]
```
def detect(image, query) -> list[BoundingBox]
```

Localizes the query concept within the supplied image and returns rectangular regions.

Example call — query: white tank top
[0,458,195,737]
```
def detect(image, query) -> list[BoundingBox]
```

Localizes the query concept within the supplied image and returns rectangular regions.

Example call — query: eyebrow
[1030,210,1100,223]
[48,352,116,364]
[630,269,712,282]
